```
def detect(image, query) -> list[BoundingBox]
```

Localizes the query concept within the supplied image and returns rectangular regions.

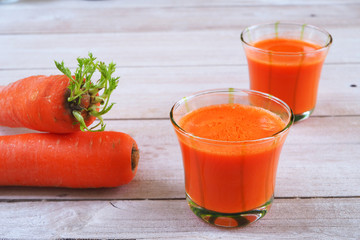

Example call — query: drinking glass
[241,22,332,122]
[170,88,294,227]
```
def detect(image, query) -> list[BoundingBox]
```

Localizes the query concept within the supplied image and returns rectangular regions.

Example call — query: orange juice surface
[177,104,288,213]
[247,38,327,115]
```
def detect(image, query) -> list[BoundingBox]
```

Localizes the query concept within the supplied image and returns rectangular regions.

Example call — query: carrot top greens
[55,53,119,132]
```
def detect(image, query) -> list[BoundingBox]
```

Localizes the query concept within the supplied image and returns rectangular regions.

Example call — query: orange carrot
[0,53,119,133]
[0,131,139,188]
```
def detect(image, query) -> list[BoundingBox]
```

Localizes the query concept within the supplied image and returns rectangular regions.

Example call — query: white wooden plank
[0,64,359,118]
[1,0,357,9]
[0,116,359,200]
[0,1,359,34]
[0,198,358,239]
[0,28,358,70]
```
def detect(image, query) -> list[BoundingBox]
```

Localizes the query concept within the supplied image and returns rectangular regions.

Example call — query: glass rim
[240,22,333,56]
[170,88,294,144]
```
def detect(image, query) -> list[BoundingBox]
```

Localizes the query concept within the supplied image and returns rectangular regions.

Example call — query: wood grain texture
[0,1,359,34]
[1,27,359,70]
[0,198,359,239]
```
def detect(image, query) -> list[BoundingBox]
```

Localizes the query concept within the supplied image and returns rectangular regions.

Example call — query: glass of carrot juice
[170,88,294,227]
[241,22,332,122]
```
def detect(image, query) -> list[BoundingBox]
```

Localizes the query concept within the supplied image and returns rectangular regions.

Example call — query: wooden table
[0,0,359,239]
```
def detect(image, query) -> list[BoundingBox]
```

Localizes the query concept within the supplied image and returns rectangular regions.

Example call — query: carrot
[0,131,139,188]
[0,53,119,133]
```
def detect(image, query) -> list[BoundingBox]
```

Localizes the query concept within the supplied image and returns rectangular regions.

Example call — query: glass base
[294,109,313,122]
[186,194,273,228]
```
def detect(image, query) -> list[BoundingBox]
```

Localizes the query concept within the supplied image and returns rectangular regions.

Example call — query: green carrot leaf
[55,52,120,132]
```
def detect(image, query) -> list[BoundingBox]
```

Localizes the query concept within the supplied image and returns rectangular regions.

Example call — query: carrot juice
[170,89,293,227]
[241,23,332,121]
[247,38,325,115]
[177,103,286,213]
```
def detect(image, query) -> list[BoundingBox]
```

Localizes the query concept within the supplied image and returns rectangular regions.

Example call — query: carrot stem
[54,53,119,132]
